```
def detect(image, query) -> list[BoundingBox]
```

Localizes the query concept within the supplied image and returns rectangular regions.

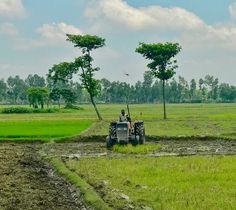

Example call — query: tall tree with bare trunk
[136,42,181,119]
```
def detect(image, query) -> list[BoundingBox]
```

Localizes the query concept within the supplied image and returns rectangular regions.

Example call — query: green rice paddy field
[1,103,236,210]
[0,103,235,140]
[66,155,236,210]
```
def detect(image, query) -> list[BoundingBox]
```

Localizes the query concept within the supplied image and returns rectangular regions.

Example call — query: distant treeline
[0,72,236,105]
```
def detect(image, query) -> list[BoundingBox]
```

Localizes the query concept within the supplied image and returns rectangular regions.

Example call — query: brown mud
[41,139,236,159]
[1,139,236,210]
[0,143,90,210]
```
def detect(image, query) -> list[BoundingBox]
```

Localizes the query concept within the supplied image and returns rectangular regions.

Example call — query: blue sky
[1,0,236,85]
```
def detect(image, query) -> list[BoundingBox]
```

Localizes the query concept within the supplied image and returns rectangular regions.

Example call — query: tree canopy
[136,42,181,80]
[136,42,181,119]
[66,34,105,53]
[66,34,105,120]
[27,87,49,109]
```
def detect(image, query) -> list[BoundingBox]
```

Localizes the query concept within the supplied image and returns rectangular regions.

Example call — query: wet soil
[155,139,236,156]
[1,139,236,210]
[40,139,236,159]
[0,143,90,210]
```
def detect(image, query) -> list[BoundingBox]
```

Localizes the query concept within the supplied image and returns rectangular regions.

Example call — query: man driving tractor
[119,109,131,133]
[106,109,145,148]
[119,109,130,122]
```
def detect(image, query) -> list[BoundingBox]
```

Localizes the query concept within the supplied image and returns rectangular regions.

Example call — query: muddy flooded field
[1,139,236,210]
[40,139,236,158]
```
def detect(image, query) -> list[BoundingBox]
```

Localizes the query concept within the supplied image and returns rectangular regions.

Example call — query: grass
[51,158,112,210]
[0,103,236,140]
[112,144,162,154]
[0,119,93,141]
[66,156,236,210]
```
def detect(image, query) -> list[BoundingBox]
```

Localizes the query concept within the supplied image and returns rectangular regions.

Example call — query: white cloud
[37,22,82,42]
[0,0,27,18]
[179,25,236,52]
[84,0,236,85]
[17,22,83,49]
[86,0,236,51]
[229,2,236,20]
[86,0,204,31]
[0,22,18,36]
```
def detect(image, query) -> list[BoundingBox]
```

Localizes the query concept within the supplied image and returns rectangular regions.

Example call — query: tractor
[106,121,145,148]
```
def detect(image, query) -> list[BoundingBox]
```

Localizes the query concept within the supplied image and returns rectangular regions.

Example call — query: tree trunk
[90,94,103,120]
[162,80,167,119]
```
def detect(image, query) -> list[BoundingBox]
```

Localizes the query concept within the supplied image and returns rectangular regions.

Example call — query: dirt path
[0,143,90,210]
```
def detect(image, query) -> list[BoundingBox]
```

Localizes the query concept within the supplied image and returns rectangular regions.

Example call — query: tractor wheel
[106,136,114,149]
[109,122,117,136]
[139,128,145,144]
[136,124,145,144]
[131,136,139,146]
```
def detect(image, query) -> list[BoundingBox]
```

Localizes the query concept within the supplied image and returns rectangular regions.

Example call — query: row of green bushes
[1,107,60,114]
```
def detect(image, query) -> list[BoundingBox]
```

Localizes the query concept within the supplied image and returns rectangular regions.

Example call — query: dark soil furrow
[0,143,90,210]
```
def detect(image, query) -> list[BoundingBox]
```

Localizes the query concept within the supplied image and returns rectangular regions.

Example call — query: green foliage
[1,73,236,105]
[219,83,236,101]
[112,144,162,154]
[25,74,46,88]
[67,156,236,210]
[7,75,27,104]
[72,55,101,98]
[60,88,78,106]
[66,34,105,53]
[0,79,7,101]
[1,106,60,114]
[48,62,74,83]
[2,107,33,113]
[136,42,181,119]
[65,34,106,120]
[31,108,60,113]
[63,104,84,110]
[48,34,105,120]
[27,87,49,109]
[136,42,181,80]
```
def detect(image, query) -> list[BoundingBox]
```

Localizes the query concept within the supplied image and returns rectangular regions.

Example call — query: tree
[0,79,7,101]
[7,76,27,104]
[136,42,181,119]
[142,71,153,103]
[48,62,78,107]
[60,88,78,107]
[178,76,190,102]
[168,79,179,103]
[190,79,197,100]
[66,34,105,120]
[204,75,219,100]
[199,78,207,101]
[49,88,62,108]
[25,74,46,88]
[27,87,49,109]
[100,78,111,103]
[219,83,236,102]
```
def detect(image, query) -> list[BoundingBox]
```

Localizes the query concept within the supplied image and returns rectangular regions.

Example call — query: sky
[1,0,236,85]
